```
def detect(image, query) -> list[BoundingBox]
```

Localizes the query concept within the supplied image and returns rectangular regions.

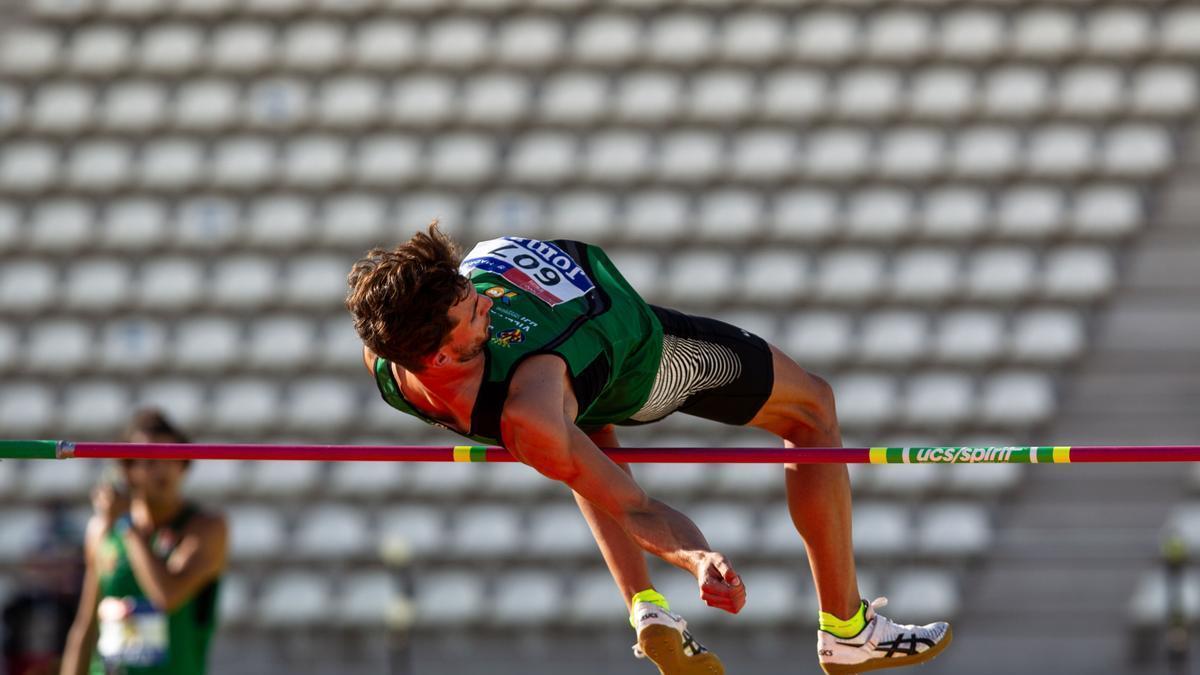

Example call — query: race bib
[97,597,168,667]
[460,238,595,307]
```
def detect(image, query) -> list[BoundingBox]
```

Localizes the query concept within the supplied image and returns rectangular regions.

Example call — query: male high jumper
[347,225,951,675]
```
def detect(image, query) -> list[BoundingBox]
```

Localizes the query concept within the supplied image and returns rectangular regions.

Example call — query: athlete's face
[120,432,189,502]
[440,287,493,364]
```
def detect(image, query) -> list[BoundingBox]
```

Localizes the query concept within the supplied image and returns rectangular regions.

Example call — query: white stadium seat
[1085,7,1151,57]
[210,22,275,72]
[872,459,943,498]
[918,503,992,557]
[62,382,129,434]
[622,190,688,243]
[574,14,639,65]
[980,372,1056,427]
[1027,126,1094,178]
[287,379,357,431]
[65,259,131,311]
[137,380,206,429]
[657,132,722,182]
[398,193,464,234]
[795,11,859,63]
[836,68,902,120]
[1043,247,1115,300]
[527,504,596,559]
[663,250,736,305]
[352,20,418,68]
[68,25,133,76]
[759,509,807,557]
[139,139,205,190]
[429,134,495,185]
[939,10,1003,61]
[891,248,959,302]
[815,250,885,304]
[284,255,349,308]
[321,194,387,244]
[281,20,345,71]
[720,12,785,63]
[731,130,796,181]
[0,325,17,371]
[866,10,930,61]
[390,75,457,127]
[462,74,531,127]
[772,189,838,242]
[175,80,239,130]
[0,84,22,132]
[0,384,55,435]
[689,70,754,122]
[294,504,371,559]
[1133,66,1198,117]
[356,134,421,185]
[138,258,204,308]
[0,508,51,562]
[784,313,853,366]
[886,570,960,621]
[31,83,93,134]
[217,574,251,626]
[540,73,608,124]
[710,462,779,498]
[834,374,897,429]
[415,572,485,627]
[859,312,927,365]
[934,311,1005,365]
[175,195,241,248]
[1011,9,1077,60]
[28,321,92,373]
[951,127,1019,179]
[378,505,446,558]
[23,455,96,498]
[496,16,563,67]
[0,141,56,192]
[545,191,615,241]
[739,250,806,304]
[248,317,313,369]
[29,199,93,251]
[646,13,712,64]
[616,71,682,124]
[338,572,397,627]
[1162,8,1200,56]
[0,28,60,76]
[408,463,483,499]
[100,199,167,251]
[1103,125,1173,176]
[903,373,975,429]
[102,81,167,131]
[846,188,914,240]
[67,141,133,191]
[508,133,577,185]
[174,318,242,370]
[762,71,826,121]
[806,129,871,179]
[585,131,651,183]
[996,187,1065,239]
[139,24,204,74]
[1012,310,1085,363]
[852,502,912,558]
[0,261,57,313]
[213,256,278,310]
[909,68,974,119]
[247,196,313,248]
[451,505,522,558]
[328,460,405,499]
[226,504,287,561]
[245,459,320,497]
[471,191,544,239]
[491,572,563,628]
[185,460,245,499]
[984,67,1050,119]
[258,573,331,627]
[1057,66,1122,118]
[967,248,1036,301]
[691,503,757,556]
[282,136,346,188]
[245,78,309,129]
[426,18,489,69]
[605,251,659,298]
[317,77,382,128]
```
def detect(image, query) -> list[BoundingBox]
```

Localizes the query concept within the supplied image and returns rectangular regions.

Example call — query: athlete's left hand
[696,552,746,614]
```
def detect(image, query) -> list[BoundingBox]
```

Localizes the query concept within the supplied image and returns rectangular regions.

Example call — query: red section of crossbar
[69,443,873,463]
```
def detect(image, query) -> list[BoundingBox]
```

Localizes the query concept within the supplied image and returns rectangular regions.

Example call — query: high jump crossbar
[2,441,1200,464]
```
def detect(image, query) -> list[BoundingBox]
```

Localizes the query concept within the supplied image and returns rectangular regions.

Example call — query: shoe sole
[820,625,954,675]
[638,624,725,675]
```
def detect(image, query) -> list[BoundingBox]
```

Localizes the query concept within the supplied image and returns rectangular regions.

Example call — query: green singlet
[373,237,664,444]
[89,504,219,675]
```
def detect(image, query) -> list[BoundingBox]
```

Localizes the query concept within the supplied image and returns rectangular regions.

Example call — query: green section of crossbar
[0,440,60,460]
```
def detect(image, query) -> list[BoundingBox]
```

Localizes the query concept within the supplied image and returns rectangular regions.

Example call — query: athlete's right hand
[92,483,130,532]
[695,552,746,614]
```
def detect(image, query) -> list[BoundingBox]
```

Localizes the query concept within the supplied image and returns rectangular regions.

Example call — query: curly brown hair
[346,222,471,372]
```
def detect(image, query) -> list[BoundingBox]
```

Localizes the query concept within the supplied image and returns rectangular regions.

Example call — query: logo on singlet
[492,328,526,347]
[484,286,519,304]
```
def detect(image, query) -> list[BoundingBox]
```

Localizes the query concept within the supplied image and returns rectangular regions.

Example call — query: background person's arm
[121,514,228,613]
[60,518,104,675]
[501,354,746,613]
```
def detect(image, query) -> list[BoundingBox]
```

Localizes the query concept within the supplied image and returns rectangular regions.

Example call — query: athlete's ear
[431,350,450,368]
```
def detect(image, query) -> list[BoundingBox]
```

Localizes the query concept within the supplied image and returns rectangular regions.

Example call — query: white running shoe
[631,601,724,675]
[817,597,952,675]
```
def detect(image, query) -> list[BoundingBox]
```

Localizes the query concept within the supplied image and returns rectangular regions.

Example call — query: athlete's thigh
[746,343,836,437]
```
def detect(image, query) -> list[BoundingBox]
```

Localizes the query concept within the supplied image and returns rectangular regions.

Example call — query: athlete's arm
[60,517,104,675]
[502,355,746,613]
[121,513,228,613]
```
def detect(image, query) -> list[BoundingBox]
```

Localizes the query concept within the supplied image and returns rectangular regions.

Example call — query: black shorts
[619,305,776,427]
